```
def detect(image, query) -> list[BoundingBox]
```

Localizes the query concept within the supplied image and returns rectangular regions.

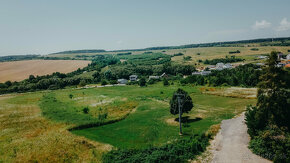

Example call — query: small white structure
[216,63,225,70]
[256,63,265,66]
[224,63,233,69]
[207,65,216,70]
[287,54,290,60]
[257,56,268,59]
[117,79,128,84]
[277,53,283,60]
[149,76,160,80]
[129,75,138,81]
[160,73,168,78]
[192,71,211,76]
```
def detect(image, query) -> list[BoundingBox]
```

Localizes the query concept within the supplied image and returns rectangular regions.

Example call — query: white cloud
[276,18,290,31]
[252,20,271,30]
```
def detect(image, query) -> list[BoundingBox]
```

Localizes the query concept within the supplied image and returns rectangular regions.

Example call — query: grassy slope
[0,83,256,162]
[47,45,290,65]
[0,93,111,163]
[70,84,256,149]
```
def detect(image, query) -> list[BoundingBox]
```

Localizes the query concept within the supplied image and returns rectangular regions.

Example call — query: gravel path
[210,113,271,163]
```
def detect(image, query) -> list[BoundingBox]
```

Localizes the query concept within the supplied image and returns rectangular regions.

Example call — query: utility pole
[176,94,184,135]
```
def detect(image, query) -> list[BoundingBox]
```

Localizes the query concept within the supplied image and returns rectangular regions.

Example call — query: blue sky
[0,0,290,56]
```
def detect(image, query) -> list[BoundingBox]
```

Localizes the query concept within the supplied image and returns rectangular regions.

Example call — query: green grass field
[47,45,290,66]
[35,83,255,149]
[0,83,256,162]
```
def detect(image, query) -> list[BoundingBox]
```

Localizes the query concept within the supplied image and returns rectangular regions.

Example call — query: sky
[0,0,290,56]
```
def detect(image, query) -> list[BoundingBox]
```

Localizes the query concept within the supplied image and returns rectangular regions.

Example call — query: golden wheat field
[0,60,91,83]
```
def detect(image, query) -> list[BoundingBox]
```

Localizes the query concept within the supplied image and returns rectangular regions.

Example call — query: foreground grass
[0,83,256,162]
[0,93,111,162]
[70,84,256,149]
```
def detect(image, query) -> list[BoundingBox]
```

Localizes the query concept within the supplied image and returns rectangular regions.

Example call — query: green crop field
[47,45,290,67]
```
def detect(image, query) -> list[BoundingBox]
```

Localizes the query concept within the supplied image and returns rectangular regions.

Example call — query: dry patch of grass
[0,95,111,162]
[0,60,91,82]
[200,87,257,99]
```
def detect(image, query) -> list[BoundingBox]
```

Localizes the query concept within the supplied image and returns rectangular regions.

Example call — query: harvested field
[0,60,91,83]
[200,87,257,99]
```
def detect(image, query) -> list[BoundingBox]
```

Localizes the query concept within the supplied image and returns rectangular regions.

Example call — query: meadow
[47,45,290,67]
[0,60,90,82]
[0,82,256,162]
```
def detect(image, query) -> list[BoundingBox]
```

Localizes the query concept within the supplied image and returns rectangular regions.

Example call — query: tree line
[203,56,244,65]
[245,51,290,162]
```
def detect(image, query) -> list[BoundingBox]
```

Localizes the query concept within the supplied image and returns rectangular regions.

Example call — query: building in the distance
[117,79,128,84]
[192,71,211,76]
[129,75,138,81]
[149,76,160,80]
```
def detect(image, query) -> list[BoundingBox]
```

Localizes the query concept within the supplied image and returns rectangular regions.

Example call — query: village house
[257,55,268,59]
[192,71,211,76]
[160,73,168,78]
[117,79,128,84]
[277,53,283,60]
[216,63,225,70]
[129,75,138,81]
[149,76,160,80]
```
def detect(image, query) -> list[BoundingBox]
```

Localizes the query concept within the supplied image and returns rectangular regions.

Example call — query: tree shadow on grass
[174,116,202,123]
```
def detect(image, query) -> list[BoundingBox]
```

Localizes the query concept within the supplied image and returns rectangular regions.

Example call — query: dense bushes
[102,134,209,163]
[182,64,261,87]
[229,50,240,54]
[245,51,290,162]
[173,53,184,56]
[249,126,290,162]
[204,56,243,65]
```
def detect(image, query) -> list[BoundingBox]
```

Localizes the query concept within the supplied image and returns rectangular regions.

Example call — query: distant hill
[0,55,40,62]
[51,49,106,55]
[50,37,290,55]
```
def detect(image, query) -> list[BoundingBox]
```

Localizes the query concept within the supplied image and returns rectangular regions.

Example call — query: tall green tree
[246,51,290,137]
[170,88,193,134]
[139,78,146,87]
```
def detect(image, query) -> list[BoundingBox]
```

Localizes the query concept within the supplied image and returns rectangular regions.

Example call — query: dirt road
[210,113,271,163]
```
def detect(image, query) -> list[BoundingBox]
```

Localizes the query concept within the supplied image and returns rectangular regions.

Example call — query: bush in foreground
[102,134,209,163]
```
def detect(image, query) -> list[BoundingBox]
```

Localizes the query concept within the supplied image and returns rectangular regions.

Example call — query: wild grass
[0,83,256,162]
[71,84,256,149]
[0,94,111,163]
[47,45,290,67]
[200,87,257,99]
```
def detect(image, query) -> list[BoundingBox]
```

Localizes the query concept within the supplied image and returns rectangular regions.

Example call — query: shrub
[102,134,209,163]
[163,78,169,86]
[250,48,259,51]
[139,78,146,87]
[79,80,86,87]
[173,53,184,56]
[249,126,290,162]
[83,107,89,114]
[101,80,108,86]
[69,94,73,99]
[109,80,117,84]
[183,56,192,61]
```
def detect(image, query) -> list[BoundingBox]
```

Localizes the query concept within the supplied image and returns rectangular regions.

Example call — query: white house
[129,75,138,81]
[216,63,225,70]
[277,53,283,60]
[149,76,160,80]
[287,54,290,60]
[257,56,268,59]
[224,63,232,69]
[192,71,211,76]
[160,73,168,78]
[117,79,128,84]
